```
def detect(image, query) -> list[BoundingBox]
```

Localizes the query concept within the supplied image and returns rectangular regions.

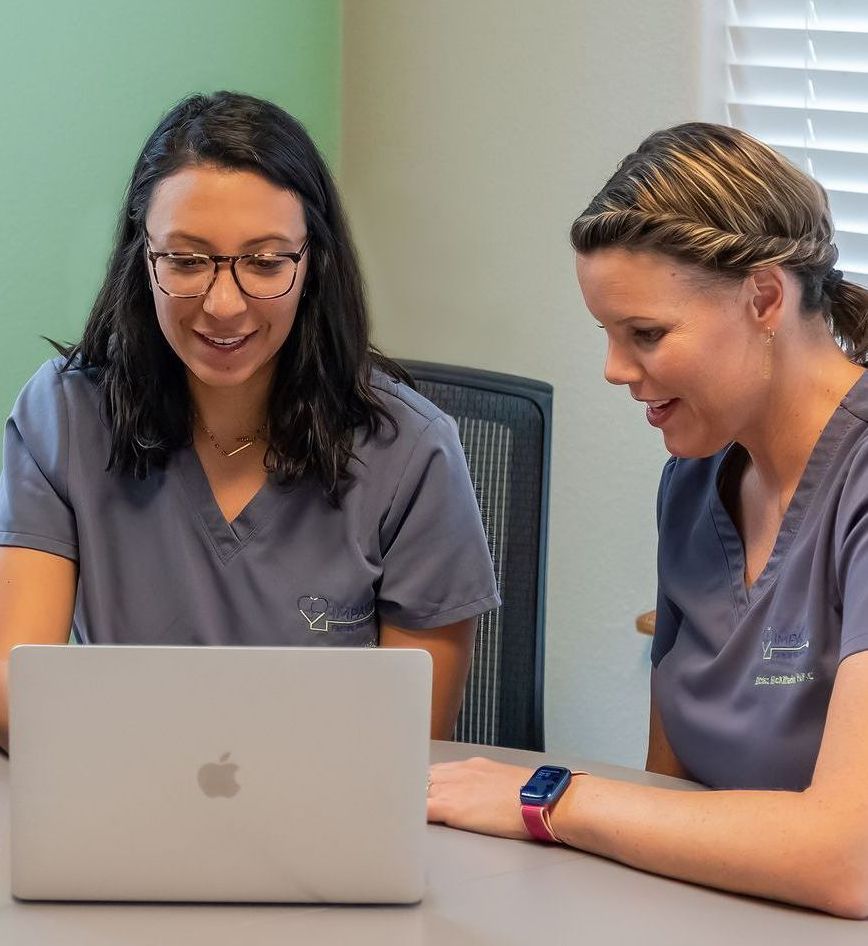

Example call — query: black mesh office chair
[399,361,552,751]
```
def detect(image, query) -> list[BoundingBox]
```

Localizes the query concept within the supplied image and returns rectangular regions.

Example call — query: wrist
[519,767,587,843]
[548,774,586,845]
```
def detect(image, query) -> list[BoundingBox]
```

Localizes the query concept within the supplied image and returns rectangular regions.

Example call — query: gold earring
[762,327,775,380]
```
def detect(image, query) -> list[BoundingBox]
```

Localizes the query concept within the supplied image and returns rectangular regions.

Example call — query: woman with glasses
[0,91,500,750]
[428,123,868,918]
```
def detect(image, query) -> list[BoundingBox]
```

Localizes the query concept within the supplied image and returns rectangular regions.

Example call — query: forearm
[430,689,463,741]
[430,645,473,740]
[380,617,476,740]
[552,774,867,917]
[0,548,78,755]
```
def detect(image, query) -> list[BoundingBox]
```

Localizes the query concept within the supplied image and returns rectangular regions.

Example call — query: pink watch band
[521,804,559,842]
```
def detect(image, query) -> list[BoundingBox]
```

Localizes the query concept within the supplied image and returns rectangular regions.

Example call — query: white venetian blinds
[726,0,868,285]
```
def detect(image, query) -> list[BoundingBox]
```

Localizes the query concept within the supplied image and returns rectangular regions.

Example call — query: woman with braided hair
[427,123,868,917]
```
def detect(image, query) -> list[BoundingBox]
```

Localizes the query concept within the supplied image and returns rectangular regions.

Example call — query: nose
[603,339,643,386]
[202,263,248,320]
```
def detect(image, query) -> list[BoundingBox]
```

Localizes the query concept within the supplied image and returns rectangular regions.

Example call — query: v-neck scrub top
[0,359,500,647]
[652,371,868,791]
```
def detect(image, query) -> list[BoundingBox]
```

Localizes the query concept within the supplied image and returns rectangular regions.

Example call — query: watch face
[519,766,571,805]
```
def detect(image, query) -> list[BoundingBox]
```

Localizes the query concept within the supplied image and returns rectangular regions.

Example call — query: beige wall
[341,0,705,765]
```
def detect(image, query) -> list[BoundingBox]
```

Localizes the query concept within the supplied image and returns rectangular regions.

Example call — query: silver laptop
[9,645,431,903]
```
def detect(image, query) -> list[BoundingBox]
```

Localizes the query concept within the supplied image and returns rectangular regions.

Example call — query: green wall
[0,0,340,425]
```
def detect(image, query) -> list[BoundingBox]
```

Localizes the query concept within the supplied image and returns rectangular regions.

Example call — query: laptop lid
[9,645,431,903]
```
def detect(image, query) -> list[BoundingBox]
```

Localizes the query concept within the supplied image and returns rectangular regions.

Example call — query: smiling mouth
[642,397,680,428]
[195,330,257,351]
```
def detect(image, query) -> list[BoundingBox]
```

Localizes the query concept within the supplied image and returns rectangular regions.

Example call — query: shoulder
[9,357,102,452]
[368,370,458,448]
[5,358,99,496]
[370,370,450,428]
[833,424,868,533]
[12,356,98,415]
[349,371,466,492]
[13,357,66,408]
[834,372,868,514]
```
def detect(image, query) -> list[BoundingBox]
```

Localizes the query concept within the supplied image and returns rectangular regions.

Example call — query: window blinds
[726,0,868,285]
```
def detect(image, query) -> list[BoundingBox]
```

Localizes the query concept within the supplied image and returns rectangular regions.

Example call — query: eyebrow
[612,315,660,326]
[158,231,305,250]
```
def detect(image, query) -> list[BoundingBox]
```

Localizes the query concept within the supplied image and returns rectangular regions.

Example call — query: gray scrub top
[652,370,868,791]
[0,359,500,646]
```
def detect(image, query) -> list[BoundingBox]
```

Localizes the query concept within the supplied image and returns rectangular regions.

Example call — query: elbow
[809,846,868,919]
[819,875,868,920]
[819,887,868,921]
[791,789,868,918]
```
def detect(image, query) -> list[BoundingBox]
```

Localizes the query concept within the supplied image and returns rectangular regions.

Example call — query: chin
[187,361,263,389]
[662,432,729,460]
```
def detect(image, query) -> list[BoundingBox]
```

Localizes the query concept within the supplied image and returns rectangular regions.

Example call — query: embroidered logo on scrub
[755,625,813,687]
[761,636,809,661]
[297,596,375,634]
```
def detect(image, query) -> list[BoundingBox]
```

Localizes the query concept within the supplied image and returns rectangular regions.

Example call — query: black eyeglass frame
[145,239,310,300]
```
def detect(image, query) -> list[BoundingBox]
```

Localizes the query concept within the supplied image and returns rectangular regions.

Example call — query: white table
[2,741,864,944]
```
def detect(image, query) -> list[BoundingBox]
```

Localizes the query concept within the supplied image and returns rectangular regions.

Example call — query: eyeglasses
[146,239,309,300]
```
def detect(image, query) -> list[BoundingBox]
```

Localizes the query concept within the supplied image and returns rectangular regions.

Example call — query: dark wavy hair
[62,90,411,503]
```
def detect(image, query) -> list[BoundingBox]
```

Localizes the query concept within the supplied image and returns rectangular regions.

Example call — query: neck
[737,335,863,503]
[187,369,271,439]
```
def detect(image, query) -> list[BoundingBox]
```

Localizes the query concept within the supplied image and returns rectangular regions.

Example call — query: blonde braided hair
[571,123,868,362]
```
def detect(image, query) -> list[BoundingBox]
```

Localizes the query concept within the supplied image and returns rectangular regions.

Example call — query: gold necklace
[197,419,268,458]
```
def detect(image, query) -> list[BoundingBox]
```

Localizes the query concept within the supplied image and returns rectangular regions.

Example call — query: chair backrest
[399,360,552,751]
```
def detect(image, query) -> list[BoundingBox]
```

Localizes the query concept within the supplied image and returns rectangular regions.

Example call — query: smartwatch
[519,765,576,843]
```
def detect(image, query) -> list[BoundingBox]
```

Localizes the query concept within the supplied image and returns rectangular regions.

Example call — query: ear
[745,266,785,331]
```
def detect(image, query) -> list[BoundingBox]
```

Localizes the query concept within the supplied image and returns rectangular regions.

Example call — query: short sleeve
[651,456,681,666]
[0,361,78,560]
[376,415,500,629]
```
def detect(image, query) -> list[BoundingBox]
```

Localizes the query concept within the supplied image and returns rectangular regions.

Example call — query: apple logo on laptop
[197,753,241,798]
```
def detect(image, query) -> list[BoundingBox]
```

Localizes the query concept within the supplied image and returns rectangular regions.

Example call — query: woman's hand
[426,756,536,839]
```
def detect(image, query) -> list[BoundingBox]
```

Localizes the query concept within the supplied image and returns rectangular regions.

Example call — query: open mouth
[195,330,257,353]
[644,398,679,427]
